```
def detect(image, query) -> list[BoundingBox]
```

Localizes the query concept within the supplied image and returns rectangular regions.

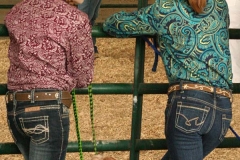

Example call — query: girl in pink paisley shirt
[5,0,93,159]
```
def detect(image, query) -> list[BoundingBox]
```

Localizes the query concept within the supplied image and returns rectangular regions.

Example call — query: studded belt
[168,83,232,100]
[7,91,72,108]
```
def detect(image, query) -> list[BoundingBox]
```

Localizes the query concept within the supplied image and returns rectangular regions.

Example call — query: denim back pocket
[219,114,232,142]
[175,101,210,133]
[19,116,49,144]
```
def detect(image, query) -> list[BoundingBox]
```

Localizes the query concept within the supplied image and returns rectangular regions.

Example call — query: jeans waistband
[6,89,72,108]
[168,81,232,102]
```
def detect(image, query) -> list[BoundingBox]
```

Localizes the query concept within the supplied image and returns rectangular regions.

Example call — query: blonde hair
[188,0,207,13]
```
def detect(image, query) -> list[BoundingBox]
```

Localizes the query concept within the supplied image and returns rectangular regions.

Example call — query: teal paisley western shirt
[103,0,233,90]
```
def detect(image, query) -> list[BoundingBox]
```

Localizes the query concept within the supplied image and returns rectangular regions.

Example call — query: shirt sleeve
[103,3,158,37]
[68,17,94,88]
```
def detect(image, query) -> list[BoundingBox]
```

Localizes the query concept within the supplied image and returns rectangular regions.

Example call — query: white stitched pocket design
[176,101,210,133]
[19,116,49,144]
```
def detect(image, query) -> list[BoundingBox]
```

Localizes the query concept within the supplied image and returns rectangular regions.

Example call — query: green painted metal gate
[1,1,240,160]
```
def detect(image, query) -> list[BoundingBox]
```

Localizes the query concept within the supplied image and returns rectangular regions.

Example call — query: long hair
[188,0,207,13]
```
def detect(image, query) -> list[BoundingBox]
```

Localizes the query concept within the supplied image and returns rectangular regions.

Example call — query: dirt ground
[0,37,240,160]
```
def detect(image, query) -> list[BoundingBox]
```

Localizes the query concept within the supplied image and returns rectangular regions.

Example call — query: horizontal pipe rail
[1,83,240,95]
[0,5,13,9]
[1,24,240,39]
[0,137,239,154]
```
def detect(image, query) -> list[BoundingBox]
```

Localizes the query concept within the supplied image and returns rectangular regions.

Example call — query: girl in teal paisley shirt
[103,0,233,159]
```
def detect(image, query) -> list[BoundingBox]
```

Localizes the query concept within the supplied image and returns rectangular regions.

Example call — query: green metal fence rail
[1,1,240,159]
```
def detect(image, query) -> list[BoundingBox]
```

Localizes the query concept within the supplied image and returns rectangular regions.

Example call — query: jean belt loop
[230,89,233,103]
[58,90,62,105]
[31,89,35,103]
[13,91,17,106]
[180,80,184,93]
[213,87,217,99]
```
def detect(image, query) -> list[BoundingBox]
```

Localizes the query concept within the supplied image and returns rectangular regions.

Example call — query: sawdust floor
[0,38,240,160]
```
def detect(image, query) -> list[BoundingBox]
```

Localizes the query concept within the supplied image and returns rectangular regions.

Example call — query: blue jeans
[162,86,232,160]
[78,0,102,52]
[6,90,70,160]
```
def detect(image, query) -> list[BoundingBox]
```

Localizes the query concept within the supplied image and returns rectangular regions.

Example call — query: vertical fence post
[130,38,145,160]
[129,0,148,159]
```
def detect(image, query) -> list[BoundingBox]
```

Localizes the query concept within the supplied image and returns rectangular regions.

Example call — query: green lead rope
[88,84,98,154]
[71,88,84,160]
[71,84,98,160]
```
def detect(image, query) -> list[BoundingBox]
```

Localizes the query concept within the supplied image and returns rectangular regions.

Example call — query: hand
[72,0,84,4]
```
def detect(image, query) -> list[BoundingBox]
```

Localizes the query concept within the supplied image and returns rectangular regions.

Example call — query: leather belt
[7,91,72,108]
[168,83,232,100]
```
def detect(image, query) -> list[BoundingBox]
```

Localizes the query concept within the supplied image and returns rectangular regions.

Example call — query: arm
[103,3,158,37]
[68,18,94,88]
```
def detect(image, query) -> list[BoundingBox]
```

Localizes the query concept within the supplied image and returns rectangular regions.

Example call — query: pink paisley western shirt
[4,0,94,92]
